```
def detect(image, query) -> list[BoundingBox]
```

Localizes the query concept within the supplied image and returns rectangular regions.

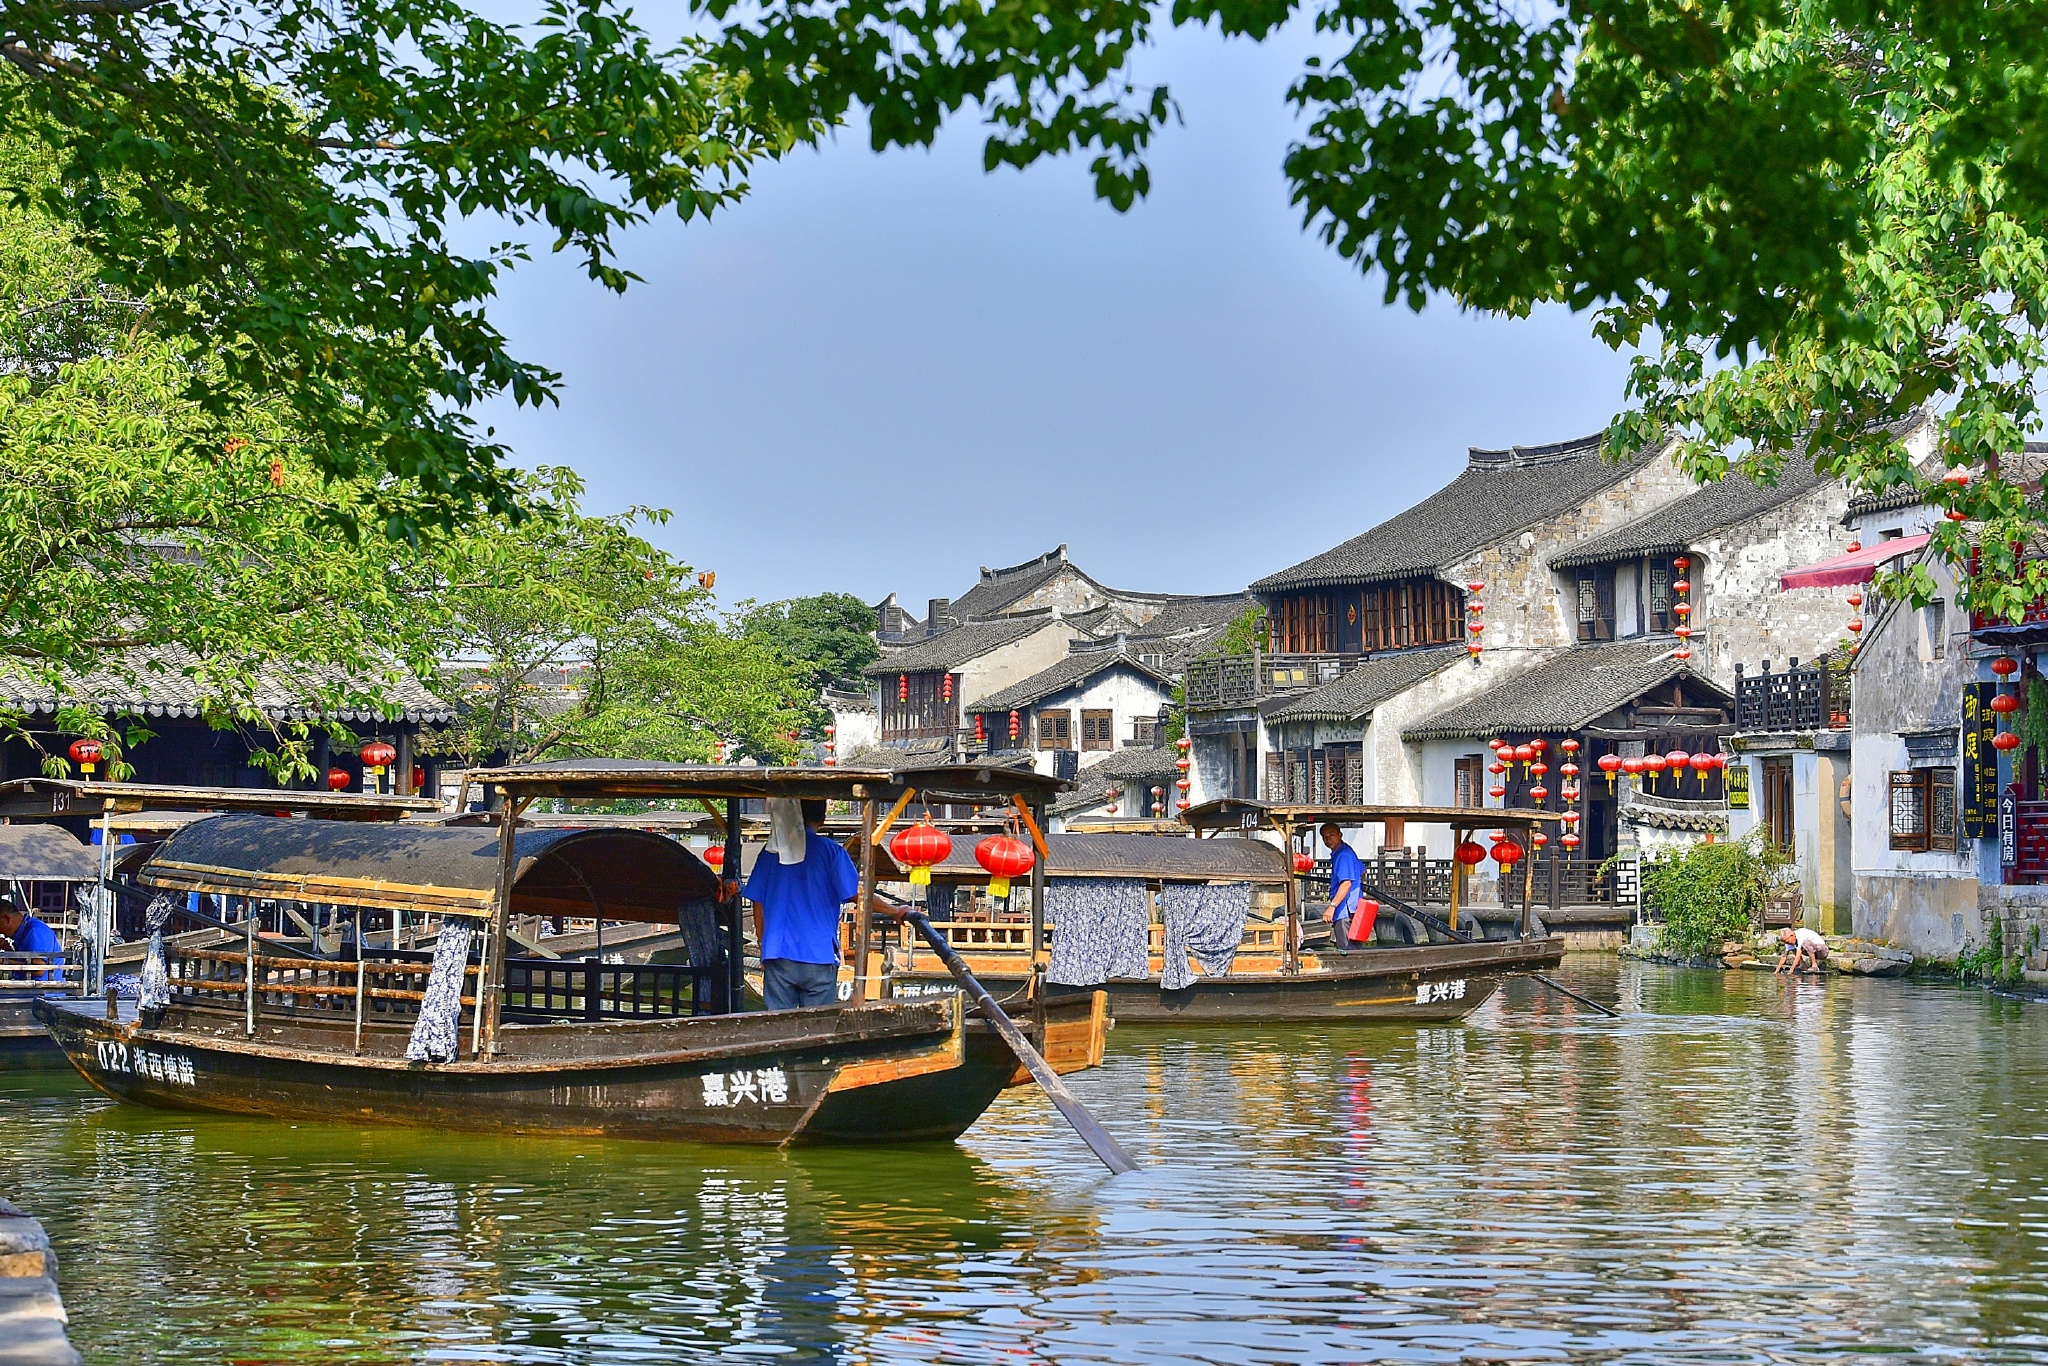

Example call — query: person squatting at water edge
[746,798,860,1009]
[1322,822,1375,949]
[0,890,63,979]
[1776,925,1829,975]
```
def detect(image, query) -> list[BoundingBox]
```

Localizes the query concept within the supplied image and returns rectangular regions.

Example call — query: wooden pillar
[724,798,744,1011]
[1521,827,1537,939]
[478,793,525,1057]
[1447,828,1463,937]
[244,895,257,1036]
[1281,819,1300,972]
[853,788,877,1004]
[395,729,413,797]
[1028,798,1049,970]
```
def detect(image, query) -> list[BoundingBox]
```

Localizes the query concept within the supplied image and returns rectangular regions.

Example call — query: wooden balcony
[1185,652,1363,710]
[1734,659,1847,733]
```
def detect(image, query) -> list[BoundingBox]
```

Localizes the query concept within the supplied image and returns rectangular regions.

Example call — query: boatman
[0,891,64,981]
[745,799,860,1010]
[1321,822,1369,949]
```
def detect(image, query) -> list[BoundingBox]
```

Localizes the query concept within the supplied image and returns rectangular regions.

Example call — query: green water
[6,961,2048,1363]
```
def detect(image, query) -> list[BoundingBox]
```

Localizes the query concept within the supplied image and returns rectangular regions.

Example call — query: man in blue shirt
[0,892,65,981]
[744,800,860,1010]
[1321,822,1371,949]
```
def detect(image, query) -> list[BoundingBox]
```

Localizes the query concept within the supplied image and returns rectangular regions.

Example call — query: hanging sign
[1725,763,1751,810]
[2000,787,2019,867]
[1963,682,1999,839]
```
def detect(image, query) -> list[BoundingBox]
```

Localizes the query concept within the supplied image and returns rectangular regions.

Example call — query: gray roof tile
[1266,646,1467,724]
[1551,465,1830,569]
[969,651,1170,714]
[864,618,1052,675]
[1050,744,1180,814]
[1402,639,1732,740]
[1252,436,1655,593]
[0,646,453,724]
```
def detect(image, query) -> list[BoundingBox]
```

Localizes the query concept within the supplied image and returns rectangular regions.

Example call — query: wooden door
[1761,757,1795,851]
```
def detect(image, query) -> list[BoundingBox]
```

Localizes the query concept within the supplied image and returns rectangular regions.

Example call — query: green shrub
[1639,835,1793,959]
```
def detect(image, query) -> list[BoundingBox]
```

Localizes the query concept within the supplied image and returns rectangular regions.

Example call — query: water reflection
[6,962,2048,1362]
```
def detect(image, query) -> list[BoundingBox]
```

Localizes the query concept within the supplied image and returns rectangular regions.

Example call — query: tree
[739,593,880,696]
[428,469,812,767]
[0,0,802,528]
[703,1,2048,610]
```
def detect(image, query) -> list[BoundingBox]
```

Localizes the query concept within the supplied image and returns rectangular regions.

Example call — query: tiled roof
[1265,646,1467,724]
[948,546,1086,622]
[0,647,453,723]
[1123,593,1259,640]
[1050,744,1179,814]
[1845,442,2048,519]
[864,618,1052,675]
[968,651,1169,714]
[838,737,956,769]
[1550,464,1832,570]
[1251,435,1657,593]
[1402,639,1731,740]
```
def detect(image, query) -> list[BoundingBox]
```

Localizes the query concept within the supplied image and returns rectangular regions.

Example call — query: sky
[476,19,1635,611]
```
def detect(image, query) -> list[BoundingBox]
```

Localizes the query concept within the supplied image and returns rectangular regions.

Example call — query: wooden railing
[502,959,695,1021]
[168,946,471,1021]
[1185,653,1363,710]
[1735,660,1845,732]
[0,952,82,992]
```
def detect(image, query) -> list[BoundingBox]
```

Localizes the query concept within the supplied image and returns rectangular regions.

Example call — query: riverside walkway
[0,1198,78,1366]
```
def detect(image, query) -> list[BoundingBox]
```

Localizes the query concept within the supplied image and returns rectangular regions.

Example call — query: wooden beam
[870,788,917,845]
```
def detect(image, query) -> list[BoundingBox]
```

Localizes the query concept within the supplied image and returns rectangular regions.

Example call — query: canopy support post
[1029,797,1049,1026]
[478,794,528,1058]
[1447,827,1464,938]
[1521,826,1537,939]
[354,916,367,1054]
[244,895,256,1037]
[1281,818,1300,973]
[724,798,744,1012]
[92,804,114,998]
[854,788,877,1003]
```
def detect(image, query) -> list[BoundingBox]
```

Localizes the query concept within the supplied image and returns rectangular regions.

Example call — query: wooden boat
[877,800,1566,1024]
[36,762,1110,1146]
[0,824,99,1063]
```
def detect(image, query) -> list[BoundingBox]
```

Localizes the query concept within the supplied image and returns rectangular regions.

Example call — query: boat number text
[1416,979,1468,1005]
[93,1040,195,1086]
[701,1067,790,1107]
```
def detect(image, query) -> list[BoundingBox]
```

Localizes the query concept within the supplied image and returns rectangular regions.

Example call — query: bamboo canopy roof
[137,812,716,922]
[0,778,438,822]
[1180,797,1562,833]
[0,824,99,881]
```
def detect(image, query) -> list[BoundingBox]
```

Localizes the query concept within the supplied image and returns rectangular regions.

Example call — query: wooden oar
[897,907,1140,1176]
[1363,883,1622,1018]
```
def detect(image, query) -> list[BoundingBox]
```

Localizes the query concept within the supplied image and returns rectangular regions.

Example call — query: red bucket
[1347,898,1380,946]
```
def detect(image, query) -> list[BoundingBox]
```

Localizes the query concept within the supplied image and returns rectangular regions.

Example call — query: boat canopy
[466,759,1072,806]
[0,778,438,822]
[0,825,99,881]
[919,831,1288,884]
[1180,798,1561,834]
[137,812,715,922]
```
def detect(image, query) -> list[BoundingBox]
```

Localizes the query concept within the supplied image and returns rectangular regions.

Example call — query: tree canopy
[0,0,801,528]
[704,0,2048,609]
[740,593,880,697]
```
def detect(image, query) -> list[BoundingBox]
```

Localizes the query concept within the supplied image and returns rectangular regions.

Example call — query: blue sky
[478,19,1634,609]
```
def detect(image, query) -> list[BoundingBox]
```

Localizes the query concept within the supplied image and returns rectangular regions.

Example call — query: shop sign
[1963,682,1999,838]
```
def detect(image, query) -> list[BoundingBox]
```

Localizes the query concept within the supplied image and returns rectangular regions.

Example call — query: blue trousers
[763,958,841,1010]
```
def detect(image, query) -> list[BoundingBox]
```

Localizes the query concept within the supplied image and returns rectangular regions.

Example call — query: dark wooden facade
[1266,579,1466,655]
[879,671,959,742]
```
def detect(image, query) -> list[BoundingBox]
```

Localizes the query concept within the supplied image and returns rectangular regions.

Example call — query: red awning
[1779,534,1933,590]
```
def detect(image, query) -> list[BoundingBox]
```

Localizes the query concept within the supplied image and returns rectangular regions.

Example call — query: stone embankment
[1622,925,1915,976]
[0,1198,79,1366]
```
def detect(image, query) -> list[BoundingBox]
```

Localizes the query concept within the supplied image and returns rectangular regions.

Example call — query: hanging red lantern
[1467,599,1485,614]
[889,822,953,887]
[1845,592,1864,609]
[1454,840,1488,867]
[1177,735,1191,752]
[1561,783,1581,802]
[1672,579,1691,596]
[1531,738,1548,756]
[1846,541,1862,553]
[1488,760,1507,776]
[702,844,726,870]
[1597,753,1623,789]
[1992,656,2020,677]
[326,767,350,791]
[1946,509,1969,522]
[1673,600,1692,618]
[1467,581,1486,594]
[1674,647,1693,661]
[1664,749,1690,772]
[1712,754,1729,771]
[1176,778,1191,794]
[1491,837,1525,868]
[1488,785,1508,800]
[1561,738,1580,755]
[1560,762,1580,778]
[1512,743,1535,766]
[1994,730,2022,752]
[1468,621,1485,636]
[975,714,986,742]
[1560,809,1581,825]
[1675,625,1693,639]
[975,834,1034,899]
[360,741,396,772]
[1468,642,1484,658]
[1293,852,1314,875]
[1991,692,2021,715]
[1175,756,1191,773]
[1561,832,1581,851]
[1847,618,1864,633]
[1621,756,1645,777]
[899,673,909,702]
[67,737,103,776]
[1528,784,1549,806]
[1944,468,1971,486]
[1533,830,1549,849]
[1673,555,1691,572]
[1531,760,1550,780]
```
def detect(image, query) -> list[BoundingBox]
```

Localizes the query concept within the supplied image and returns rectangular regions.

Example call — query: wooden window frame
[1081,709,1114,751]
[1891,768,1957,852]
[1037,709,1073,751]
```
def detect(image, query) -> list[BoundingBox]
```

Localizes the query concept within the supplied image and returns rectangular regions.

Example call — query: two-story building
[964,644,1173,779]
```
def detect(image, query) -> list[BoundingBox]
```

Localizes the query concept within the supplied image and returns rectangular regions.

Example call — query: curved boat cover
[0,825,98,882]
[138,812,714,921]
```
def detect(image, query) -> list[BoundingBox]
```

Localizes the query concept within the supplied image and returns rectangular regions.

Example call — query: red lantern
[1512,743,1536,766]
[1664,749,1690,772]
[941,674,953,702]
[1533,830,1549,849]
[1561,738,1580,755]
[1491,837,1525,868]
[1847,618,1864,633]
[1992,657,2020,677]
[1846,541,1862,553]
[410,765,426,794]
[890,822,953,887]
[1673,601,1692,618]
[326,767,350,791]
[1672,579,1691,596]
[1293,852,1314,875]
[1468,642,1483,658]
[1597,753,1623,782]
[975,834,1034,899]
[1642,755,1667,781]
[1994,730,2022,752]
[975,714,986,742]
[1561,832,1581,851]
[1846,592,1864,609]
[898,673,909,702]
[1675,625,1694,639]
[1946,509,1969,521]
[1528,784,1549,806]
[1689,752,1714,775]
[1560,809,1581,825]
[67,737,103,776]
[1488,785,1508,800]
[1944,468,1971,486]
[1488,761,1507,776]
[1454,840,1488,867]
[1531,738,1548,755]
[1712,754,1729,771]
[1469,621,1485,636]
[1175,756,1192,773]
[1992,692,2021,715]
[1467,599,1485,614]
[1675,647,1694,660]
[360,741,396,771]
[702,844,726,870]
[1466,581,1486,594]
[1621,756,1645,776]
[1673,555,1691,572]
[1560,762,1580,778]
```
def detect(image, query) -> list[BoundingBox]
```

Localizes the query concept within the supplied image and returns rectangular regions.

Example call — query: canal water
[6,960,2048,1364]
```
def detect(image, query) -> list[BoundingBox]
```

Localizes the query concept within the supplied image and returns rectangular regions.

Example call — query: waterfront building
[965,645,1172,779]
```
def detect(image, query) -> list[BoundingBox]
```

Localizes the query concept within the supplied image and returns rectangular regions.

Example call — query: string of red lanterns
[1993,656,2023,752]
[1175,735,1193,812]
[1672,556,1694,662]
[1559,737,1582,852]
[1466,581,1486,661]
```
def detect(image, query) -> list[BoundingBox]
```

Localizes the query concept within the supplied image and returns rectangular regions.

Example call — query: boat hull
[889,937,1566,1024]
[34,990,1107,1146]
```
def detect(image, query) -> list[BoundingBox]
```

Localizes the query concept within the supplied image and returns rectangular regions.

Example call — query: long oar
[1364,883,1622,1019]
[898,907,1139,1176]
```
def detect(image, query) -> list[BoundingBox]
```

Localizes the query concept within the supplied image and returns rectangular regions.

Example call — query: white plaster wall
[956,624,1083,711]
[1021,666,1173,777]
[1006,569,1109,618]
[826,703,880,759]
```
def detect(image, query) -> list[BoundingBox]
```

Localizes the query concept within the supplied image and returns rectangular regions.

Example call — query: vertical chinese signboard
[1962,682,1999,839]
[1726,763,1751,810]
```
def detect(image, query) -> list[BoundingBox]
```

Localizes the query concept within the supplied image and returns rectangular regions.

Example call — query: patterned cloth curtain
[137,892,178,1010]
[405,921,477,1063]
[1159,882,1251,992]
[678,897,722,970]
[1046,878,1150,987]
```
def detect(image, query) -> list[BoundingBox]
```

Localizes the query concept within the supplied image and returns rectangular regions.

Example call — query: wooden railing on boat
[0,951,82,993]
